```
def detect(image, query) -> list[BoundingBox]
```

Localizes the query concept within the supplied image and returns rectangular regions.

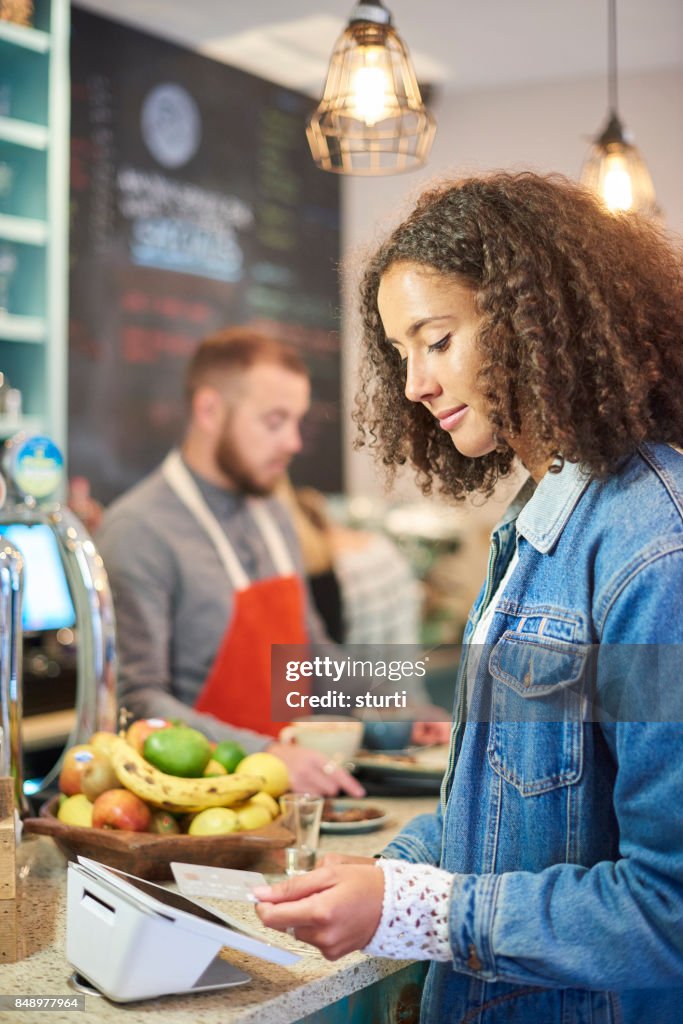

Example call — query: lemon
[143,726,212,777]
[250,791,280,820]
[188,807,239,836]
[234,752,289,797]
[203,759,228,777]
[57,793,94,827]
[233,800,272,831]
[212,739,246,773]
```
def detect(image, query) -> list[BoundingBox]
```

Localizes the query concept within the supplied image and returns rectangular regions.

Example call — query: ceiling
[75,0,683,97]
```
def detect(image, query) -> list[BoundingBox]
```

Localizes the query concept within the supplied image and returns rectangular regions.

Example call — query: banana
[108,737,264,813]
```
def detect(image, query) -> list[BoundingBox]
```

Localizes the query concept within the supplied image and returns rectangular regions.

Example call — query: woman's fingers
[268,743,365,797]
[336,767,366,797]
[410,719,452,745]
[253,866,336,905]
[256,892,332,932]
[255,864,385,958]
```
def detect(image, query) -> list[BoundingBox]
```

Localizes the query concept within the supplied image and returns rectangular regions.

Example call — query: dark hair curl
[354,171,683,500]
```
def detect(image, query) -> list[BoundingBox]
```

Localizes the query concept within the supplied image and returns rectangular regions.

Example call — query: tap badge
[5,434,64,500]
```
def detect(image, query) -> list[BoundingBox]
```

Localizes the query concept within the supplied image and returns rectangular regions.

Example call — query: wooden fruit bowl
[23,796,294,880]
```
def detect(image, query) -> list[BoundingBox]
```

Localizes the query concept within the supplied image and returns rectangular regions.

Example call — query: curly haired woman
[256,172,683,1024]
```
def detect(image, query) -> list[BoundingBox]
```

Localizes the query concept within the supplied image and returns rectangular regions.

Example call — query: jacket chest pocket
[486,632,588,797]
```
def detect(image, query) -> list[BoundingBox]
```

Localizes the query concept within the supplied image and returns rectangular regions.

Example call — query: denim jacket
[383,443,683,1024]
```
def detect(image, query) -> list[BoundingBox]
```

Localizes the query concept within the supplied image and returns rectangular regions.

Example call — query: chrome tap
[0,534,28,815]
[0,435,117,805]
[0,501,117,799]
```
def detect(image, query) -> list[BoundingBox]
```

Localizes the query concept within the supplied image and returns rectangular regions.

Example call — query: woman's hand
[254,863,384,960]
[410,719,452,745]
[316,852,377,868]
[267,742,365,797]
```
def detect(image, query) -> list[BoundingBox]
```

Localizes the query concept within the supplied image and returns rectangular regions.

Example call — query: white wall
[341,66,683,502]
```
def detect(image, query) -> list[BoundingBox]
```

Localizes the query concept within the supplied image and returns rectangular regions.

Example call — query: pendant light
[580,0,659,217]
[306,1,436,176]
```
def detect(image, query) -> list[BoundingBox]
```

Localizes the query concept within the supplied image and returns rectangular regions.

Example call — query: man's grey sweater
[96,456,329,752]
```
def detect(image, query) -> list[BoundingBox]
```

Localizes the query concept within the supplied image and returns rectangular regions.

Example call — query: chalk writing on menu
[68,8,342,505]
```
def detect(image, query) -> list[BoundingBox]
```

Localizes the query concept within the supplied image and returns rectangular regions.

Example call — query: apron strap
[248,499,297,577]
[161,451,296,589]
[162,451,250,591]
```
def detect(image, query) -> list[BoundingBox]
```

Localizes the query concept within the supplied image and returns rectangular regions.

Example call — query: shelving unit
[0,0,69,451]
[0,18,50,52]
[0,212,49,245]
[0,115,49,149]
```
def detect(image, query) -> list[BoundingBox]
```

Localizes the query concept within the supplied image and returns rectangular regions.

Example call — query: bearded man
[97,328,363,796]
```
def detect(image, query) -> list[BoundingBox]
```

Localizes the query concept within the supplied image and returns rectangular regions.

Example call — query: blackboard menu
[68,7,342,505]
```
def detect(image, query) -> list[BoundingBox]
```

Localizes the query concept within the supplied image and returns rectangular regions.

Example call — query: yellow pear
[89,731,118,755]
[57,793,94,827]
[81,751,119,801]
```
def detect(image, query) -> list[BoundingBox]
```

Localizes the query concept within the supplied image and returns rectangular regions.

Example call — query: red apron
[162,452,307,737]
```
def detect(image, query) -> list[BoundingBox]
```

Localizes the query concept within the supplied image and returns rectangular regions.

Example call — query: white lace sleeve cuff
[362,858,453,961]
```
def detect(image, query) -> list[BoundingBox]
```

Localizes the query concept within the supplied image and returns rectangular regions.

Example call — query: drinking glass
[279,793,324,876]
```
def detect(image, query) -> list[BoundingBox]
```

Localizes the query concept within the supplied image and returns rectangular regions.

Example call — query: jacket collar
[515,459,592,553]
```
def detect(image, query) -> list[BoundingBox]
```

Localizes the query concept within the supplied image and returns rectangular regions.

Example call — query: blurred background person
[277,478,423,646]
[67,476,104,535]
[277,478,451,746]
[96,327,364,797]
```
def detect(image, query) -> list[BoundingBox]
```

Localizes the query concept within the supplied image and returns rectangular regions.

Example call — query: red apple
[92,789,151,832]
[59,744,97,796]
[125,717,172,755]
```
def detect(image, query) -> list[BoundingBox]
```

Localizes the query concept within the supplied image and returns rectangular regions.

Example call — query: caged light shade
[306,1,436,176]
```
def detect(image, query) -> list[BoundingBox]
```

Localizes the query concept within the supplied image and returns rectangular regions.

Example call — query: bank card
[171,862,267,902]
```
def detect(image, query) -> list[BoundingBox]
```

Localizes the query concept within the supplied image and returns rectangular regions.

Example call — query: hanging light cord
[608,0,618,115]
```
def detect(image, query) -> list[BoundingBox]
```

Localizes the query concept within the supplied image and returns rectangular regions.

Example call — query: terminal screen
[1,523,77,632]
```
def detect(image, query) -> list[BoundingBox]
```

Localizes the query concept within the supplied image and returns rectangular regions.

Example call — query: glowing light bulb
[350,49,390,125]
[601,152,633,211]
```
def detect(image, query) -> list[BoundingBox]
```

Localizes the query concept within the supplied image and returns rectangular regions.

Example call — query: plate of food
[352,745,450,794]
[320,799,389,834]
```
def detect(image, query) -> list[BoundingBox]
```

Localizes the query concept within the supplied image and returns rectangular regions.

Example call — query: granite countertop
[2,795,437,1024]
